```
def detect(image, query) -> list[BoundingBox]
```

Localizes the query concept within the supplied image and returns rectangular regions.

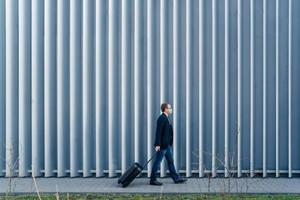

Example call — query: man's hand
[155,146,160,152]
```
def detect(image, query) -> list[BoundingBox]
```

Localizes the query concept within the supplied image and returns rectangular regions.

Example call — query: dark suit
[153,113,173,149]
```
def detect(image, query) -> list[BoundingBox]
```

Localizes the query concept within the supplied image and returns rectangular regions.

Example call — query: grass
[1,194,300,200]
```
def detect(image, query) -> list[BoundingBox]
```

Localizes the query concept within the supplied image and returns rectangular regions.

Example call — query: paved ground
[0,177,300,194]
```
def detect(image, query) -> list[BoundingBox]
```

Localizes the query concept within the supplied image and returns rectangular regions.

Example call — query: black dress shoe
[174,178,187,184]
[150,179,163,186]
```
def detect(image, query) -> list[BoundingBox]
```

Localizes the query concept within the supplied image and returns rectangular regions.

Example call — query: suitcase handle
[142,150,159,170]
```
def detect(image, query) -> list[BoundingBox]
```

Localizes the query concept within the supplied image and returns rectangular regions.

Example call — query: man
[150,103,187,186]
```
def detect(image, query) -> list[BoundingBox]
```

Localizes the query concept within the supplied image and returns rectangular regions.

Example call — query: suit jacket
[153,113,173,149]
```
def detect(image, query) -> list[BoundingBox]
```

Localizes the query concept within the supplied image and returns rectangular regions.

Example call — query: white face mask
[168,108,173,115]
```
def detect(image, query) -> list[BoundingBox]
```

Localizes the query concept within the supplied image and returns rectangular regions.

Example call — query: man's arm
[154,116,167,147]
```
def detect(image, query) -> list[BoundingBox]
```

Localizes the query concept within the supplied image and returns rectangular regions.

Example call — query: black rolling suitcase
[118,151,158,188]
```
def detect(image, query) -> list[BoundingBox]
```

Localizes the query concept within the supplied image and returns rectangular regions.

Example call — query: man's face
[166,104,173,115]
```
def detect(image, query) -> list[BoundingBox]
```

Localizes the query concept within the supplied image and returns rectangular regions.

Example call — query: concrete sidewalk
[0,177,300,194]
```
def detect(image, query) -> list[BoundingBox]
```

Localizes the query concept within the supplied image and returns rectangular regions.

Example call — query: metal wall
[0,0,300,178]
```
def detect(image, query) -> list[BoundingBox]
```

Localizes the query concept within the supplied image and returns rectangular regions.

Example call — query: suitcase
[118,151,158,188]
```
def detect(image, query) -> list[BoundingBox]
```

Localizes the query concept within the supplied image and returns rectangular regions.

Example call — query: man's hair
[161,103,169,112]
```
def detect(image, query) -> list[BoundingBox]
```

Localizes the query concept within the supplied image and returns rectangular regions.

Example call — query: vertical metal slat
[250,0,255,178]
[275,0,280,178]
[0,0,5,177]
[212,0,217,178]
[147,0,153,177]
[237,0,242,178]
[133,0,141,175]
[82,0,94,177]
[121,0,131,175]
[120,0,127,175]
[224,0,229,178]
[108,0,119,178]
[160,0,167,178]
[19,0,31,177]
[57,0,69,177]
[133,0,138,171]
[5,0,18,177]
[173,0,178,174]
[31,0,44,178]
[199,0,204,178]
[44,0,57,177]
[70,0,82,177]
[185,0,192,178]
[288,0,293,178]
[96,0,107,178]
[262,0,267,178]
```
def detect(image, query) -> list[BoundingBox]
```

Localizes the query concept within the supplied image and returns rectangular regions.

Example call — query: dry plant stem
[32,176,42,200]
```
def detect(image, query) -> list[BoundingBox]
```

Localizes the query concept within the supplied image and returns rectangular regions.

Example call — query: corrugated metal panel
[0,0,300,178]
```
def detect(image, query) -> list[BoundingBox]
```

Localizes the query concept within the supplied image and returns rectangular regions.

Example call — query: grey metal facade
[0,0,300,178]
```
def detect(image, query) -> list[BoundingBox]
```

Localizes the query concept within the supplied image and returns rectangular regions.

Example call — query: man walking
[150,103,187,186]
